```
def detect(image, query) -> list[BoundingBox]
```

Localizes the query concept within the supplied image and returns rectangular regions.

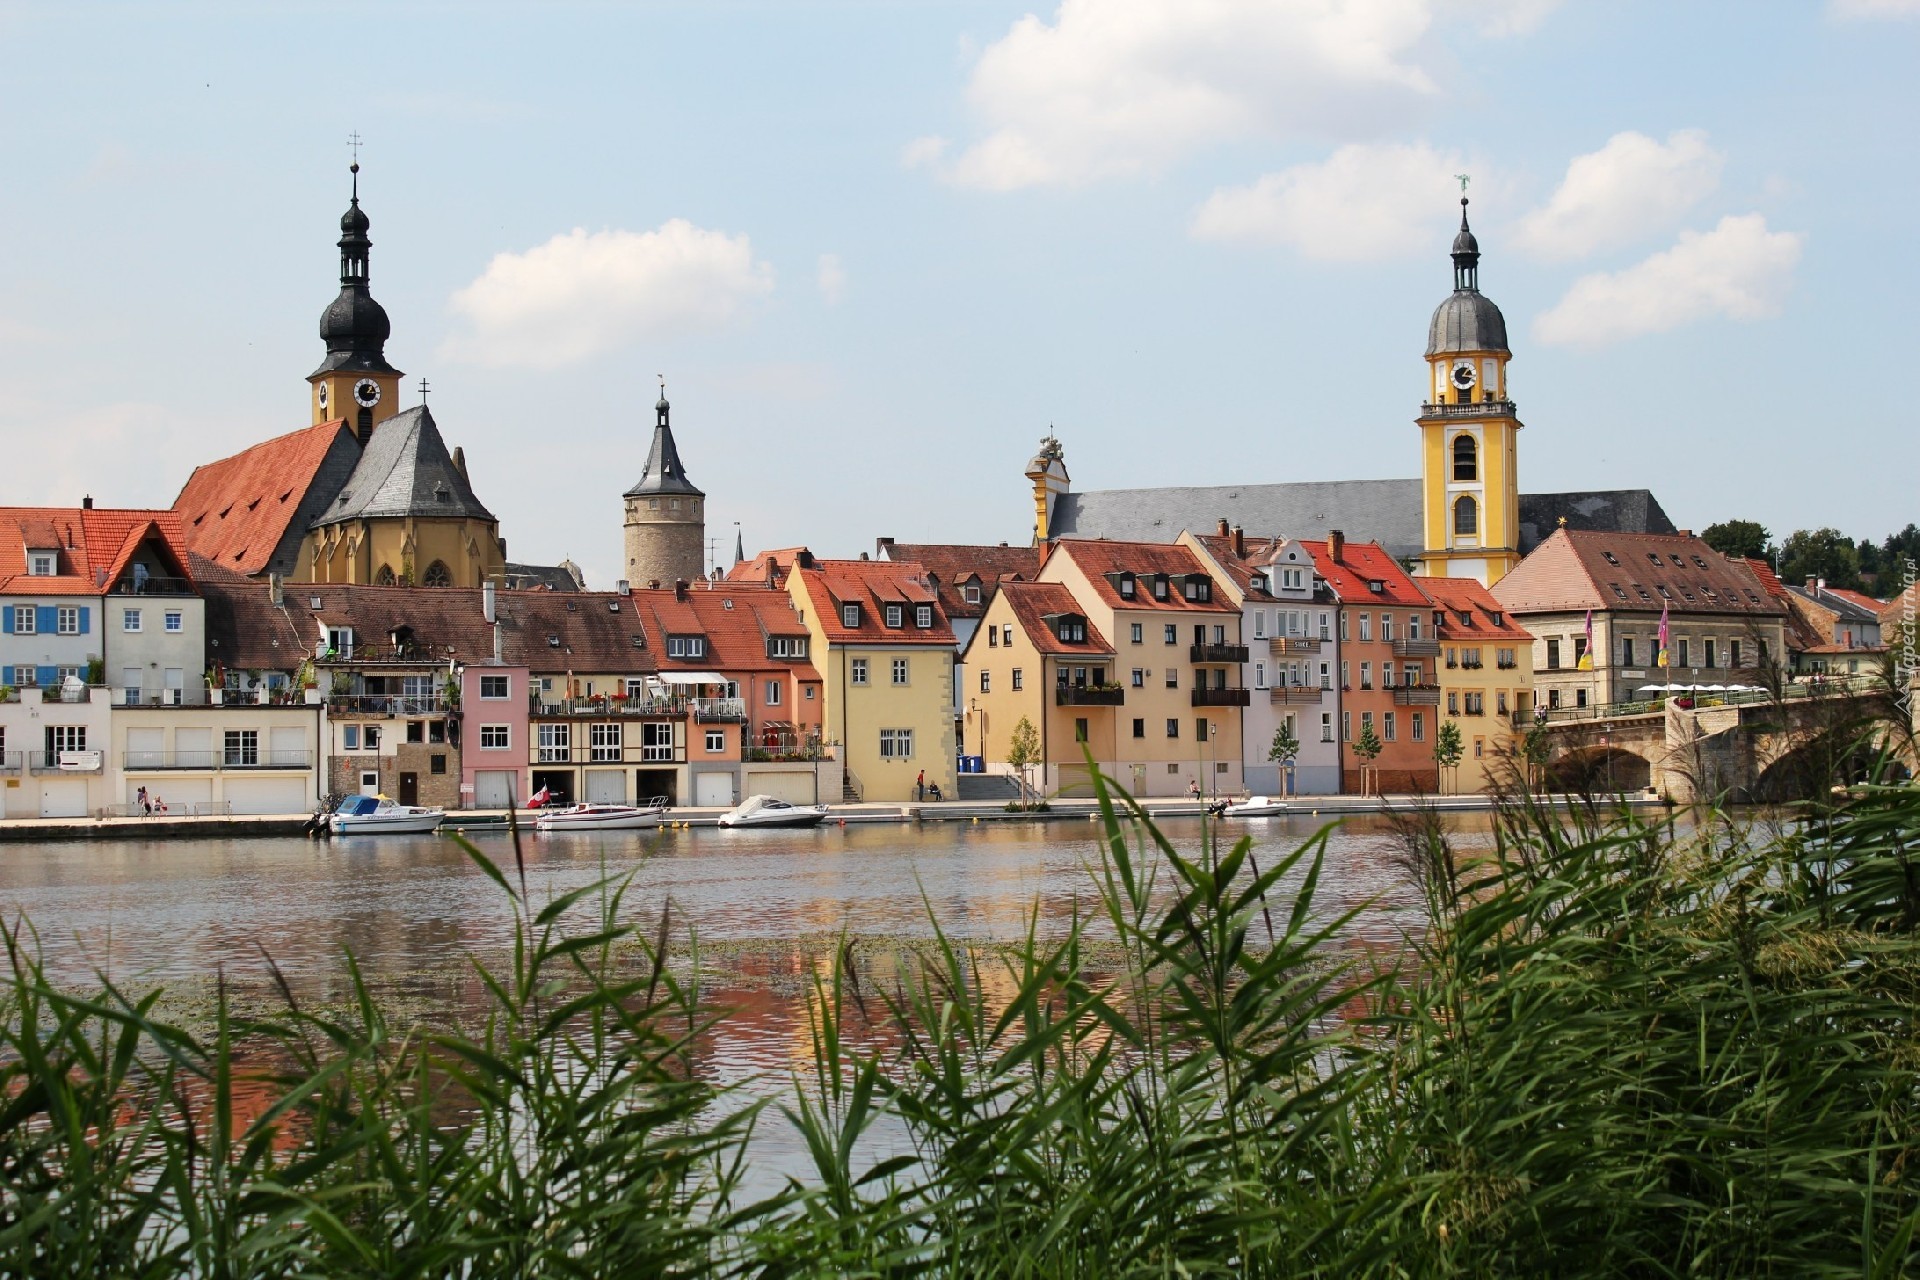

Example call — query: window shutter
[1,609,11,634]
[77,606,90,634]
[36,666,58,689]
[37,606,58,635]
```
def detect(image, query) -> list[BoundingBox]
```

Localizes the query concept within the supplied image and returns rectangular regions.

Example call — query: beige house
[961,581,1119,796]
[114,697,324,816]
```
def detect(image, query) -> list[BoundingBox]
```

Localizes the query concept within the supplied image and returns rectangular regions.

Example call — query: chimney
[1328,529,1345,563]
[1805,576,1817,594]
[1816,577,1826,595]
[483,578,497,623]
[1217,517,1230,537]
[452,446,469,480]
[268,572,284,607]
[1677,529,1692,538]
[674,579,689,601]
[797,550,815,569]
[858,551,870,561]
[81,495,93,510]
[1232,524,1245,558]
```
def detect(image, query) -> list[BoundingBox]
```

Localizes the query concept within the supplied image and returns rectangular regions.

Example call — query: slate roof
[174,421,362,576]
[1043,539,1238,614]
[1786,584,1883,627]
[1297,538,1428,608]
[314,405,495,526]
[0,508,194,596]
[1492,529,1785,619]
[1516,490,1676,550]
[1419,576,1534,643]
[504,561,586,591]
[878,541,1041,620]
[1427,291,1509,357]
[622,403,703,498]
[789,559,956,646]
[993,580,1114,657]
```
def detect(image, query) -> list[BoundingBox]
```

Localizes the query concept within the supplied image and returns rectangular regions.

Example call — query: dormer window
[1118,574,1136,599]
[768,636,808,658]
[667,636,707,658]
[963,582,981,604]
[1250,573,1268,593]
[27,552,55,576]
[1489,611,1503,626]
[1602,551,1619,565]
[884,604,904,628]
[1647,553,1663,567]
[915,605,933,628]
[1055,617,1087,643]
[841,603,861,629]
[1152,575,1168,600]
[1369,580,1385,594]
[1456,610,1472,626]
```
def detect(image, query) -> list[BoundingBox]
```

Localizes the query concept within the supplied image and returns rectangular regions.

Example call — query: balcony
[1393,684,1442,706]
[1191,686,1251,708]
[110,575,195,596]
[326,694,449,717]
[1055,684,1126,707]
[1392,638,1441,658]
[692,697,748,722]
[123,750,314,770]
[1269,684,1325,705]
[532,696,687,718]
[1190,643,1250,664]
[1419,399,1517,419]
[1268,635,1322,655]
[29,751,103,774]
[0,751,21,774]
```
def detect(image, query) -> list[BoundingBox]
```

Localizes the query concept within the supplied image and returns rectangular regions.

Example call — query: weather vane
[1454,173,1470,194]
[348,130,363,164]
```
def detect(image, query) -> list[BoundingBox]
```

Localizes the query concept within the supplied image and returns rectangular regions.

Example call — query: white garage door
[474,771,516,808]
[694,771,735,807]
[224,777,309,816]
[154,778,214,813]
[740,769,815,805]
[40,779,89,819]
[584,770,627,804]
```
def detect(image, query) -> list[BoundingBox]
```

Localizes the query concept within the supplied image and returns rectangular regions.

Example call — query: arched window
[1454,495,1478,537]
[1452,434,1478,481]
[374,564,396,586]
[422,560,453,587]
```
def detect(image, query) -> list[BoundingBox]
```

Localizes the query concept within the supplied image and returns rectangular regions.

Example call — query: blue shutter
[1,608,11,634]
[37,606,57,635]
[77,606,89,635]
[36,666,57,689]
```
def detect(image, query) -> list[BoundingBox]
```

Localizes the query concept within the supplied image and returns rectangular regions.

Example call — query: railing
[692,698,748,722]
[123,750,314,770]
[532,745,686,765]
[1190,643,1250,664]
[742,736,828,763]
[315,652,444,667]
[39,684,106,704]
[1191,687,1251,708]
[1269,685,1324,704]
[1392,638,1441,657]
[110,576,194,596]
[28,751,103,773]
[1268,636,1321,654]
[1531,675,1881,727]
[326,695,448,716]
[1420,399,1517,418]
[0,750,21,774]
[533,696,686,718]
[1056,685,1126,706]
[1392,684,1442,705]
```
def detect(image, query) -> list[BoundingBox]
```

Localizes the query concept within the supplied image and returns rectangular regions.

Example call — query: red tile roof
[725,546,810,587]
[174,421,356,576]
[1494,529,1784,618]
[1743,557,1787,598]
[880,542,1040,619]
[993,581,1114,656]
[1045,539,1237,613]
[791,559,956,645]
[1879,584,1917,635]
[1826,587,1887,614]
[629,585,822,682]
[0,507,194,596]
[1189,532,1286,595]
[1419,576,1534,642]
[1298,538,1427,607]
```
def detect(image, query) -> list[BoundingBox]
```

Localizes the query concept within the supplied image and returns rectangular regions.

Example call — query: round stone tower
[622,390,706,587]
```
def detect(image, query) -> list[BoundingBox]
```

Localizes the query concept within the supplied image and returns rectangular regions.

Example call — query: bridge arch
[1543,745,1652,794]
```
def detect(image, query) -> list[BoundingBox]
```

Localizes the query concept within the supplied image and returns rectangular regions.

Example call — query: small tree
[1522,719,1553,791]
[1433,718,1464,794]
[1007,716,1041,810]
[1701,519,1772,562]
[1350,719,1383,795]
[1268,721,1301,795]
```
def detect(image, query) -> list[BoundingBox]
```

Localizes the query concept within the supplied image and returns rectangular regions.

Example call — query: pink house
[460,661,531,809]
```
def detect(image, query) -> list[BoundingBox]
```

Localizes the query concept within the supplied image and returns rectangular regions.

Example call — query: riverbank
[0,789,1667,841]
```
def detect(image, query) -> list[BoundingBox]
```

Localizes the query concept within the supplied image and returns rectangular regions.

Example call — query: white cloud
[1516,129,1724,260]
[442,220,774,369]
[1444,0,1561,35]
[1533,214,1802,347]
[1191,142,1468,261]
[901,136,948,170]
[931,0,1441,190]
[1829,0,1920,17]
[816,253,846,305]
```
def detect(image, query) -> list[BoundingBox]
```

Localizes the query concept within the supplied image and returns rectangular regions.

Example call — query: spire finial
[418,376,430,403]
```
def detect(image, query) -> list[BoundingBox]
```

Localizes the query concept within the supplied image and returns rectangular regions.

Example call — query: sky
[0,0,1915,589]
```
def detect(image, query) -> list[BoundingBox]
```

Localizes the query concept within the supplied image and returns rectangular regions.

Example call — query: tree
[1778,528,1863,592]
[1268,721,1301,796]
[1006,716,1040,810]
[1350,719,1383,795]
[1522,719,1553,791]
[1885,523,1920,569]
[1432,719,1464,794]
[1701,519,1772,562]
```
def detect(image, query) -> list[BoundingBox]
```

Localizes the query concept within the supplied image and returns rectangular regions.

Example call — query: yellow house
[1033,539,1248,799]
[1421,576,1535,794]
[786,554,956,804]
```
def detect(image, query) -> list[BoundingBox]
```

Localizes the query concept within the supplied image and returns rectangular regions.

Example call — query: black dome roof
[320,287,391,348]
[1427,291,1509,356]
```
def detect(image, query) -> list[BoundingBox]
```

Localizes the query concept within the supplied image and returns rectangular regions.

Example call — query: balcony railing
[1191,687,1251,708]
[1268,684,1325,704]
[533,745,686,765]
[1393,684,1443,706]
[0,751,21,774]
[110,576,194,596]
[1055,685,1126,706]
[29,751,103,773]
[692,697,748,722]
[1190,643,1250,664]
[1392,638,1441,657]
[123,750,314,770]
[326,695,448,717]
[1267,635,1322,654]
[532,696,687,718]
[1419,399,1517,418]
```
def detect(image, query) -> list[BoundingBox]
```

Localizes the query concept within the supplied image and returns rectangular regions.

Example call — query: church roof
[1516,490,1676,549]
[314,405,495,527]
[1427,291,1509,356]
[174,421,363,576]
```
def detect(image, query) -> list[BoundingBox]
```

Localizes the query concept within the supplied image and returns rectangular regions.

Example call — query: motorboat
[717,794,830,829]
[1221,795,1290,818]
[327,794,446,835]
[534,798,670,832]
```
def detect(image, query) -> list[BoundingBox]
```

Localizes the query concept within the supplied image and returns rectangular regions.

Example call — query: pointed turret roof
[313,404,494,526]
[623,393,704,499]
[313,163,402,378]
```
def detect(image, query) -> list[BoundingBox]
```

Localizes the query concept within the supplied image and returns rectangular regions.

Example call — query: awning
[656,671,726,685]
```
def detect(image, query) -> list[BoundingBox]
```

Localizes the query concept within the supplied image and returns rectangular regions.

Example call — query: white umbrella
[1637,684,1670,694]
[1700,684,1727,692]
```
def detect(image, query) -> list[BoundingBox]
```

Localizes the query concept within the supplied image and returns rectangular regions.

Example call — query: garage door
[39,779,89,819]
[740,769,814,805]
[694,771,735,807]
[224,777,310,816]
[584,770,628,804]
[474,771,516,808]
[153,778,214,814]
[1055,763,1095,799]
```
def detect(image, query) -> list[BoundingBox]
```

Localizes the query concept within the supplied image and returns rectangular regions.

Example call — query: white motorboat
[534,798,670,832]
[1221,795,1290,818]
[328,794,446,835]
[717,794,830,829]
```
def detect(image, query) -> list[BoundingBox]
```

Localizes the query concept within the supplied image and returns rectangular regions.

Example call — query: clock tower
[1416,197,1522,586]
[309,163,402,441]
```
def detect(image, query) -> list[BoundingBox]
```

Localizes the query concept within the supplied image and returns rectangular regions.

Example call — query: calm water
[0,812,1482,1188]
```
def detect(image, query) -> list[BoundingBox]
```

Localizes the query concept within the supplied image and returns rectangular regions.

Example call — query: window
[1453,433,1477,480]
[1075,718,1089,743]
[343,725,360,750]
[1118,575,1136,599]
[1412,713,1425,742]
[979,670,991,693]
[1454,495,1478,537]
[1254,662,1266,689]
[363,727,380,750]
[769,636,808,658]
[1730,639,1743,668]
[1130,623,1143,644]
[1002,624,1013,646]
[1384,712,1396,741]
[841,603,861,629]
[891,658,909,685]
[1056,618,1086,642]
[1253,611,1266,638]
[1342,711,1351,742]
[164,610,182,633]
[1130,668,1144,688]
[767,680,782,705]
[480,724,510,749]
[851,658,869,686]
[1678,639,1691,669]
[666,636,706,658]
[590,723,622,761]
[1465,692,1485,716]
[915,605,933,628]
[326,627,354,657]
[1163,624,1177,645]
[1320,713,1333,742]
[1576,688,1588,708]
[480,675,509,699]
[223,730,259,766]
[1165,668,1178,688]
[1319,662,1331,689]
[879,728,914,758]
[1545,638,1561,670]
[1012,669,1023,690]
[1620,638,1636,667]
[1166,719,1179,739]
[1448,691,1459,715]
[1341,660,1350,688]
[1359,614,1372,642]
[123,609,142,632]
[1132,718,1146,738]
[1360,662,1372,689]
[964,583,981,605]
[1703,639,1717,669]
[1383,661,1394,687]
[1339,613,1349,642]
[1152,576,1168,600]
[28,552,54,576]
[431,754,447,775]
[988,626,998,647]
[885,604,903,628]
[1497,691,1509,714]
[705,730,725,752]
[1195,718,1208,742]
[1381,614,1394,642]
[1406,663,1421,685]
[640,722,675,761]
[538,723,571,763]
[13,606,35,634]
[47,725,86,756]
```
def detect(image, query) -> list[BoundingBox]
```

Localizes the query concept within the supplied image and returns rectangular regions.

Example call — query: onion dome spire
[1427,195,1508,356]
[313,161,400,378]
[1451,197,1481,291]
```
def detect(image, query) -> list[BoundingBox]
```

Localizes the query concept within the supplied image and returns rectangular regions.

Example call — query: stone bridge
[1535,681,1912,802]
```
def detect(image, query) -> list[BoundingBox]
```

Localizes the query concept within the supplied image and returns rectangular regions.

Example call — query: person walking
[136,785,150,816]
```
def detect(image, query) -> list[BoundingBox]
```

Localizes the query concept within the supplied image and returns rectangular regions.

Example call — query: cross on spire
[348,131,363,164]
[418,377,430,403]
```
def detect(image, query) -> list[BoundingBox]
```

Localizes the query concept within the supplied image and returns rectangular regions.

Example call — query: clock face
[1450,361,1477,391]
[316,382,329,410]
[353,379,381,408]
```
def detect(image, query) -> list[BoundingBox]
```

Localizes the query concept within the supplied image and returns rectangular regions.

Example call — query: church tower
[1417,196,1522,586]
[622,388,706,586]
[308,163,402,440]
[1025,433,1069,544]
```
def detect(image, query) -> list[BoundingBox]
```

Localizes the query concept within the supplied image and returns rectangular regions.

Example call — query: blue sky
[0,0,1914,588]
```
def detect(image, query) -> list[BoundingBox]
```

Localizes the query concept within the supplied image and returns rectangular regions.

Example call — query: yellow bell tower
[1417,195,1521,586]
[307,162,402,441]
